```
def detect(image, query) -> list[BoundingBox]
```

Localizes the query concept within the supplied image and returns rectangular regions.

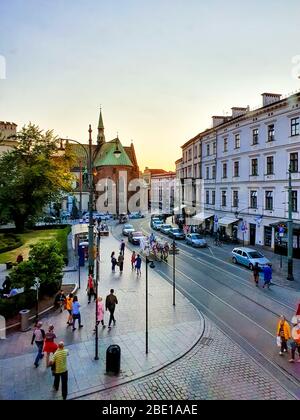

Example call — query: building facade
[0,121,17,154]
[142,168,176,211]
[62,110,141,215]
[176,91,300,254]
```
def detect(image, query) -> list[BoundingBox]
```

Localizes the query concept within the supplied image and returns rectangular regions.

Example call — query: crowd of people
[276,308,300,363]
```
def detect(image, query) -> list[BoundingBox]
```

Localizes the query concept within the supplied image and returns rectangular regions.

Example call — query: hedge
[0,234,23,254]
[0,290,36,319]
[55,226,71,264]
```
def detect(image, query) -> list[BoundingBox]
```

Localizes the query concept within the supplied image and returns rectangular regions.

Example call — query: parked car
[43,216,58,224]
[231,247,270,270]
[128,231,146,245]
[128,212,145,219]
[122,224,135,236]
[119,213,128,224]
[168,228,185,240]
[186,233,207,248]
[151,218,164,230]
[160,224,173,235]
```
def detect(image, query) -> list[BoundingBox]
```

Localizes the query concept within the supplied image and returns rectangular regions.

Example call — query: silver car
[186,233,207,248]
[122,224,135,236]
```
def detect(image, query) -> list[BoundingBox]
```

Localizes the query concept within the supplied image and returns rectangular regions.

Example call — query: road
[113,217,300,399]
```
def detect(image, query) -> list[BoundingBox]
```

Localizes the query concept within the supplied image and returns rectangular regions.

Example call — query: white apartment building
[177,91,300,255]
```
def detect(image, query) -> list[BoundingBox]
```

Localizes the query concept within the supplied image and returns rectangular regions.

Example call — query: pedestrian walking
[31,321,45,368]
[50,341,69,400]
[118,253,124,273]
[111,251,117,272]
[106,289,118,329]
[87,274,96,304]
[72,296,83,331]
[253,263,260,287]
[55,290,66,312]
[94,296,106,331]
[262,264,272,289]
[65,293,73,326]
[296,302,300,317]
[289,321,300,363]
[43,325,58,367]
[120,239,125,256]
[131,251,136,270]
[135,254,142,276]
[277,315,291,356]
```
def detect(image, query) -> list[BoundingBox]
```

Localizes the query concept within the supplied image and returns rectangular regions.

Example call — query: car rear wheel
[232,257,237,264]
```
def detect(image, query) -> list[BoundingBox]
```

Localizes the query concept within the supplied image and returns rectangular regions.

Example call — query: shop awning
[192,212,214,222]
[218,216,239,227]
[173,204,187,212]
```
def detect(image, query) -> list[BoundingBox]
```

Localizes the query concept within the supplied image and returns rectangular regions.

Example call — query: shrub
[0,290,36,318]
[0,234,23,254]
[55,226,71,264]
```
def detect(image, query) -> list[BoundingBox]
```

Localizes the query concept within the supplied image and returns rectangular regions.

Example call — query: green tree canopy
[9,239,64,296]
[0,124,74,232]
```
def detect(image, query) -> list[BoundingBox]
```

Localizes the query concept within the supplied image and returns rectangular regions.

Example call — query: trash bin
[19,309,30,332]
[6,262,13,270]
[106,345,121,374]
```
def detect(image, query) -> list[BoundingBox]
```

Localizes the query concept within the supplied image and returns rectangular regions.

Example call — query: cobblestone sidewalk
[78,318,296,401]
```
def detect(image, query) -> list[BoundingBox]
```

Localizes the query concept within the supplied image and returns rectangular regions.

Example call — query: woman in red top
[87,274,96,304]
[131,251,136,270]
[43,325,58,367]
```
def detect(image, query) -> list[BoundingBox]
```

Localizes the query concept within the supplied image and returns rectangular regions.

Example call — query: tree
[9,239,64,296]
[0,124,74,232]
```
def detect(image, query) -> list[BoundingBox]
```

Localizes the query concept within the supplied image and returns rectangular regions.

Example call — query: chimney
[262,93,281,107]
[212,116,228,128]
[231,107,249,118]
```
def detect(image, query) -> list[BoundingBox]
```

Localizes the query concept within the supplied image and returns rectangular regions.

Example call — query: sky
[0,0,300,171]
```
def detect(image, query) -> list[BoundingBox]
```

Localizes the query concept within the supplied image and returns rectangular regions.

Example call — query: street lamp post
[95,229,100,360]
[172,240,176,306]
[145,256,155,354]
[34,277,40,322]
[78,254,81,289]
[287,166,294,281]
[88,125,94,276]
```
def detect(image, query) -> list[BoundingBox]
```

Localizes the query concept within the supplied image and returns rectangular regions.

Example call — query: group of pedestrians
[31,321,69,400]
[252,263,273,289]
[276,306,300,363]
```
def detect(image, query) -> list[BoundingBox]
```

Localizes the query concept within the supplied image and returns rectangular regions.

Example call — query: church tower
[97,108,105,146]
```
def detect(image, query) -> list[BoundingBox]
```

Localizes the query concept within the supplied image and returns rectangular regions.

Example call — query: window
[212,190,216,205]
[252,129,259,145]
[250,191,258,209]
[188,149,192,160]
[290,153,298,173]
[251,158,258,176]
[206,167,209,179]
[194,164,198,178]
[234,161,239,177]
[291,117,299,137]
[267,124,275,142]
[223,138,228,152]
[212,165,216,179]
[235,134,240,149]
[213,142,216,154]
[222,163,227,178]
[206,144,210,156]
[233,191,239,207]
[266,156,274,175]
[206,190,210,205]
[265,191,273,210]
[222,191,227,207]
[194,145,198,156]
[292,191,298,212]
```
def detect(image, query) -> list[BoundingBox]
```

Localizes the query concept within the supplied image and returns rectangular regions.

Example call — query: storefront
[264,226,272,247]
[192,212,214,233]
[218,216,240,239]
[271,221,300,259]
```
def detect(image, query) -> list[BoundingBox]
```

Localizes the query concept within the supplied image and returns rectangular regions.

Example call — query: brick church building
[63,110,141,215]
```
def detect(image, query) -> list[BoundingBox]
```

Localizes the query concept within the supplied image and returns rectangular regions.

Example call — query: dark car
[128,231,146,245]
[168,228,185,240]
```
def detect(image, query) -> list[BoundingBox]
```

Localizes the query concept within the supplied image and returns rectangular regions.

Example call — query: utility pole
[88,125,94,276]
[79,160,83,219]
[287,166,294,281]
[95,230,100,360]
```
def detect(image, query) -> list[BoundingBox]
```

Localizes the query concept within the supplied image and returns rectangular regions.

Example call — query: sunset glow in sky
[1,0,300,170]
